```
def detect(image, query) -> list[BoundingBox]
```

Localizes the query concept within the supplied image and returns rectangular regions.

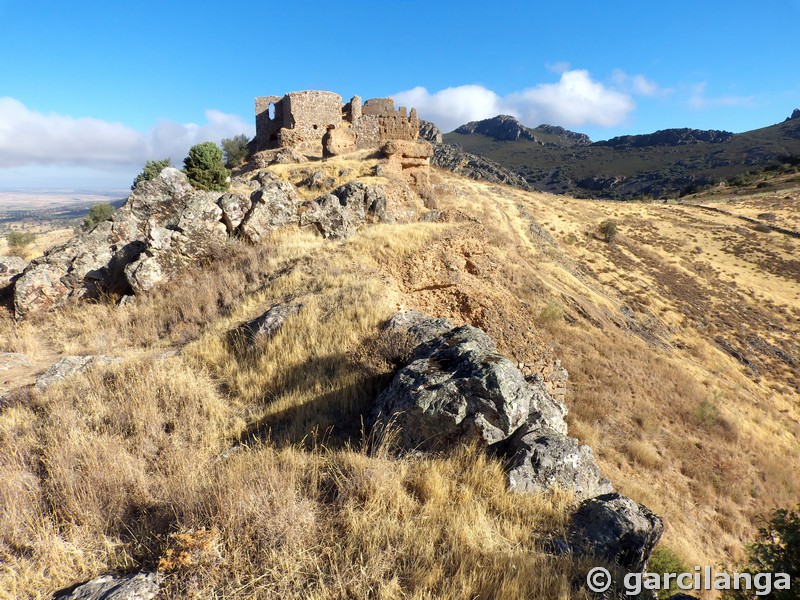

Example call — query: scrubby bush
[183,142,230,192]
[221,134,250,168]
[6,230,36,252]
[132,158,172,190]
[538,300,564,326]
[725,504,799,599]
[81,202,115,231]
[599,219,618,243]
[648,546,689,599]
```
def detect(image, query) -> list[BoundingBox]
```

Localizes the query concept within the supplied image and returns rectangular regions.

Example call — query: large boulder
[0,256,28,289]
[373,324,567,451]
[497,424,613,499]
[234,300,304,346]
[217,193,252,233]
[382,310,453,346]
[567,492,664,573]
[239,180,300,243]
[332,181,388,223]
[322,126,356,158]
[54,571,159,600]
[12,168,228,317]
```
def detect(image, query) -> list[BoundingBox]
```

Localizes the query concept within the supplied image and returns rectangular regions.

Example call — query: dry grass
[1,161,798,598]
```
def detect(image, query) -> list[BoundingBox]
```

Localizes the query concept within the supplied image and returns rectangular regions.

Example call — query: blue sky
[1,0,799,189]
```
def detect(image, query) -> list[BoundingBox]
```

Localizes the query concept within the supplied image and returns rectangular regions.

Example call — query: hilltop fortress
[255,91,420,156]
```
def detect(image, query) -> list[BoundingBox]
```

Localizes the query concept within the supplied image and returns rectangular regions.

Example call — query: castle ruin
[255,91,420,156]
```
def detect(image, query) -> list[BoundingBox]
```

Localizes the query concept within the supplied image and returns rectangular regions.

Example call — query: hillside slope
[1,159,799,598]
[444,113,800,199]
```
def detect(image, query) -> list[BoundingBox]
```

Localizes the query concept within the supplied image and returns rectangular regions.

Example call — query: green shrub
[6,230,37,252]
[538,301,564,326]
[82,202,116,231]
[599,219,618,243]
[132,158,172,190]
[221,134,250,168]
[183,142,230,192]
[724,504,799,599]
[648,546,688,599]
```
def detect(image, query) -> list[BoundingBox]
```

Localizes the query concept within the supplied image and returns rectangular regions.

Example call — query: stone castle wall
[255,91,419,156]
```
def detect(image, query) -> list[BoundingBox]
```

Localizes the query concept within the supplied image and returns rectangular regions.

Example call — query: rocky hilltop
[443,110,800,199]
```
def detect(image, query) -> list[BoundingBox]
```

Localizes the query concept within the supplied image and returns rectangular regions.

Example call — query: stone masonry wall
[255,91,419,155]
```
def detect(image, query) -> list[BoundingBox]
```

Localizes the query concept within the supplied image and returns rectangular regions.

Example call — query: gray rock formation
[35,355,121,391]
[0,352,31,371]
[498,424,613,499]
[567,492,664,573]
[298,170,336,192]
[374,324,567,451]
[418,120,443,144]
[383,310,453,346]
[236,300,303,345]
[12,168,228,317]
[54,571,159,600]
[455,115,538,142]
[217,193,252,233]
[0,256,28,288]
[239,180,300,243]
[786,109,800,121]
[300,182,388,239]
[431,143,532,190]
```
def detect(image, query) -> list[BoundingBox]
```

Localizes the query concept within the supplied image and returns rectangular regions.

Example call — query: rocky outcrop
[0,256,27,289]
[300,181,389,239]
[235,300,304,346]
[455,115,538,142]
[12,168,228,317]
[383,309,453,346]
[418,120,442,144]
[594,128,734,149]
[786,109,800,121]
[35,355,121,391]
[567,492,663,573]
[431,143,532,190]
[497,424,613,499]
[533,124,592,146]
[238,180,300,243]
[374,323,567,450]
[54,571,159,600]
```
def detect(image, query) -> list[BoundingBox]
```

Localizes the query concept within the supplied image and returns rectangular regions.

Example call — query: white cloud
[688,82,755,109]
[0,97,254,170]
[395,69,636,132]
[611,69,670,97]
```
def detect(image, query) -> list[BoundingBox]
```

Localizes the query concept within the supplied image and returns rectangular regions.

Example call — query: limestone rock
[418,120,443,144]
[331,181,388,223]
[0,256,28,288]
[217,193,252,233]
[299,194,360,240]
[431,143,532,190]
[382,139,433,160]
[236,300,303,345]
[497,424,613,499]
[54,571,159,600]
[239,180,300,243]
[567,492,664,573]
[12,168,229,317]
[35,355,121,391]
[322,126,356,158]
[383,310,453,346]
[373,324,568,451]
[271,147,307,165]
[0,352,31,371]
[298,170,336,192]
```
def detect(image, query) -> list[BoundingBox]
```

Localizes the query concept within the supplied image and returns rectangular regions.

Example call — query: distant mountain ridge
[441,111,800,199]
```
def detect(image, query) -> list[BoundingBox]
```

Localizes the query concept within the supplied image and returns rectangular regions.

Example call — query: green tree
[183,142,230,192]
[81,202,116,231]
[132,158,172,189]
[599,219,618,243]
[725,504,799,599]
[221,134,250,168]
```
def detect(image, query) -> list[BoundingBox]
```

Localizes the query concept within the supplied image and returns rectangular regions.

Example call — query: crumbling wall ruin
[255,90,419,156]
